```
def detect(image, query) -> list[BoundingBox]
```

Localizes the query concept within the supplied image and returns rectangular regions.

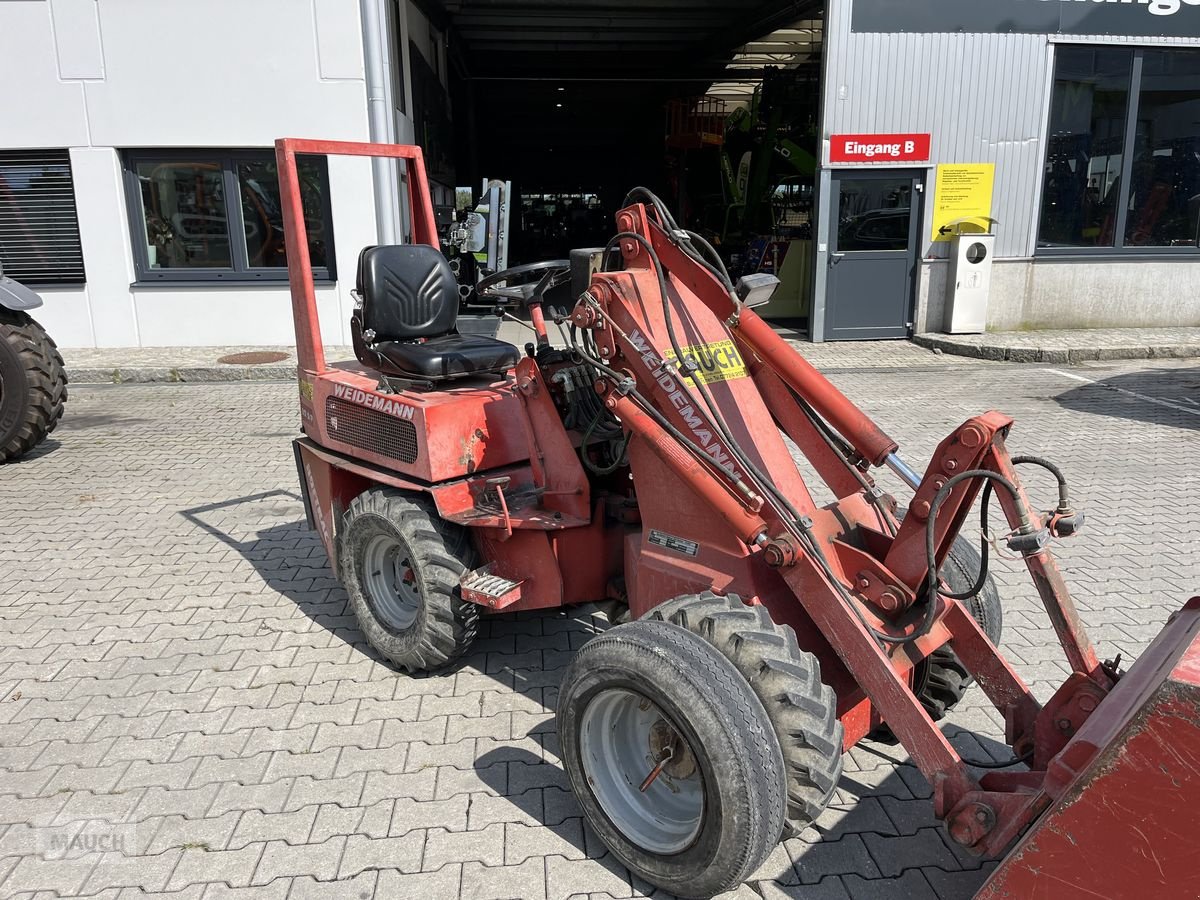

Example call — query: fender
[0,265,44,312]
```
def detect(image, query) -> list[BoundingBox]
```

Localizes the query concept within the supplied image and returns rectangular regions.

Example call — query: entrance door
[826,170,923,340]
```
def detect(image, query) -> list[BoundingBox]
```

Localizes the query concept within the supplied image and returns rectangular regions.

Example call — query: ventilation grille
[0,150,85,285]
[325,397,419,464]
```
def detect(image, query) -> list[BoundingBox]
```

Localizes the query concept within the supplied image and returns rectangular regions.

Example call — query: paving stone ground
[60,330,963,385]
[1,355,1198,899]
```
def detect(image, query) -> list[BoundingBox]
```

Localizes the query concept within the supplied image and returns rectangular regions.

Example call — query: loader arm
[564,197,1187,864]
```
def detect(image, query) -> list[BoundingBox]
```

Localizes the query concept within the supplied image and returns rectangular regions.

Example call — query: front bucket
[977,597,1200,900]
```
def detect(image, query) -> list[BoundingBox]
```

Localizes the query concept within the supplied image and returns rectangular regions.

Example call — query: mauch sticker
[664,339,748,384]
[648,529,700,557]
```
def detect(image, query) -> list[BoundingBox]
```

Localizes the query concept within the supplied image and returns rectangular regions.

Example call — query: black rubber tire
[648,592,843,837]
[914,534,1003,720]
[0,309,67,463]
[337,488,479,672]
[557,620,786,899]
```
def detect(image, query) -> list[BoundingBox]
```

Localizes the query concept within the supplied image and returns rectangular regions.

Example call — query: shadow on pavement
[1055,367,1200,431]
[180,490,1004,898]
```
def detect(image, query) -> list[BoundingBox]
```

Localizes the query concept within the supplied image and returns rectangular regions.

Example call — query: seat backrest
[357,244,457,341]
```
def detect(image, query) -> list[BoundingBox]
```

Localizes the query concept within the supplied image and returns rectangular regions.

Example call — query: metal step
[460,568,523,610]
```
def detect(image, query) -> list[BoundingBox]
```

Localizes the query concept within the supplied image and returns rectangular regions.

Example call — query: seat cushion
[373,333,521,380]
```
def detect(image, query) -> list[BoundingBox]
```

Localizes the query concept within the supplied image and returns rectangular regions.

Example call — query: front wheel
[557,620,786,899]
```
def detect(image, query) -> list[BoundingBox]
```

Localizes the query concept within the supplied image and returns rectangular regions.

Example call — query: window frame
[121,149,336,284]
[1037,46,1200,259]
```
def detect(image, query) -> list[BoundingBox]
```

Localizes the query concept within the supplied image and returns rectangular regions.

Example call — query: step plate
[460,569,523,610]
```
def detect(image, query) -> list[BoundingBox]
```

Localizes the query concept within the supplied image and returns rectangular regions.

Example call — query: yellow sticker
[665,339,747,384]
[298,379,314,402]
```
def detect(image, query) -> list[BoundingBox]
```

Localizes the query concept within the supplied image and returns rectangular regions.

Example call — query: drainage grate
[325,397,419,464]
[217,351,290,365]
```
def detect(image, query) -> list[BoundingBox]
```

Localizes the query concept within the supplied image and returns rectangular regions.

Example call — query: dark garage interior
[406,0,825,326]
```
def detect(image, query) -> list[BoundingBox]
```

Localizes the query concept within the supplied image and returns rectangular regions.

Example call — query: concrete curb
[68,365,300,384]
[912,334,1200,365]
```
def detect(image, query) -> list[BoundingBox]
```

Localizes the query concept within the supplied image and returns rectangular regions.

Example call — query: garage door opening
[397,0,825,333]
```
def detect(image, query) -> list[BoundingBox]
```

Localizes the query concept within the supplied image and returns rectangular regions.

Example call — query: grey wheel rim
[579,688,705,855]
[362,533,420,631]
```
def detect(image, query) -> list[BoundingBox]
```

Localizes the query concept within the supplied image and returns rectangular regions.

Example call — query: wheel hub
[362,533,421,632]
[648,716,697,780]
[580,688,705,855]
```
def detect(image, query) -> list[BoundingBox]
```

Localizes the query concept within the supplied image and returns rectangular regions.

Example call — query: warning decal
[664,339,748,384]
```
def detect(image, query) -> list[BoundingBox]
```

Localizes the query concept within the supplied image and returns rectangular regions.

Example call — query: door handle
[829,252,845,267]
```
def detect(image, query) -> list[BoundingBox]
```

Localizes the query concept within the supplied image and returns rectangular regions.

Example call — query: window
[123,150,335,282]
[1038,47,1200,255]
[0,150,85,285]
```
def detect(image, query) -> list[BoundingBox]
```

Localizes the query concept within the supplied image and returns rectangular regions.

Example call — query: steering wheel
[476,260,571,305]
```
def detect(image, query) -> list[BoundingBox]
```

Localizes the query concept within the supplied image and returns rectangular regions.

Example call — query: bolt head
[961,426,984,449]
[946,459,959,472]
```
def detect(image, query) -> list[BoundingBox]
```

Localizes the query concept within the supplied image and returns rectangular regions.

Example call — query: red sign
[830,133,931,163]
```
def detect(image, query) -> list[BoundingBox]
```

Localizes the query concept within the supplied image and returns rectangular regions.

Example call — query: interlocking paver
[461,857,545,900]
[166,842,265,891]
[423,822,505,869]
[337,832,423,877]
[2,361,1197,898]
[252,837,344,885]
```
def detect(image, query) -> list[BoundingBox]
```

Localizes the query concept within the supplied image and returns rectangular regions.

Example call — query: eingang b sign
[851,0,1200,37]
[830,134,931,164]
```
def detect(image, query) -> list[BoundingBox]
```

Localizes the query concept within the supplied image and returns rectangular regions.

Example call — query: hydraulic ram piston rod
[885,453,923,491]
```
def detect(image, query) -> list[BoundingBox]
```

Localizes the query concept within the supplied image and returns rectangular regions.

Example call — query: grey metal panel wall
[824,2,1050,258]
[825,4,1200,259]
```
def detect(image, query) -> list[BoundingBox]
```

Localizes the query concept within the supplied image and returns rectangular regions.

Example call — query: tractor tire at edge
[0,309,68,463]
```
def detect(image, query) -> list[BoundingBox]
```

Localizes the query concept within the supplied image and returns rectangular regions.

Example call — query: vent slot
[325,397,419,464]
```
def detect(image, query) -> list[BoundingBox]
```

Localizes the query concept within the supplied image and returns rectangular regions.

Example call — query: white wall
[0,0,380,347]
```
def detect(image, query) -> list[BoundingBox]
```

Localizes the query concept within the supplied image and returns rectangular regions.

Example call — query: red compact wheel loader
[277,139,1200,899]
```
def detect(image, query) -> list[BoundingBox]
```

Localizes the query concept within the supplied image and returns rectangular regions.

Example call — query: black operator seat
[351,245,520,380]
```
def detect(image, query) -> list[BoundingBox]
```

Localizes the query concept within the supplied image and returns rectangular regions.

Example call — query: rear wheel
[0,309,67,463]
[337,489,478,672]
[648,592,843,837]
[558,620,786,899]
[914,535,1003,720]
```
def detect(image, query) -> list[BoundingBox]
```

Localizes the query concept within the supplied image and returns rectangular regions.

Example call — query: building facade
[0,0,447,348]
[810,0,1200,340]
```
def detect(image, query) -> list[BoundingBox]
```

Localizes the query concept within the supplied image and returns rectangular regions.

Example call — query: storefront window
[1038,47,1200,255]
[1038,47,1132,249]
[124,150,335,281]
[1124,49,1200,248]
